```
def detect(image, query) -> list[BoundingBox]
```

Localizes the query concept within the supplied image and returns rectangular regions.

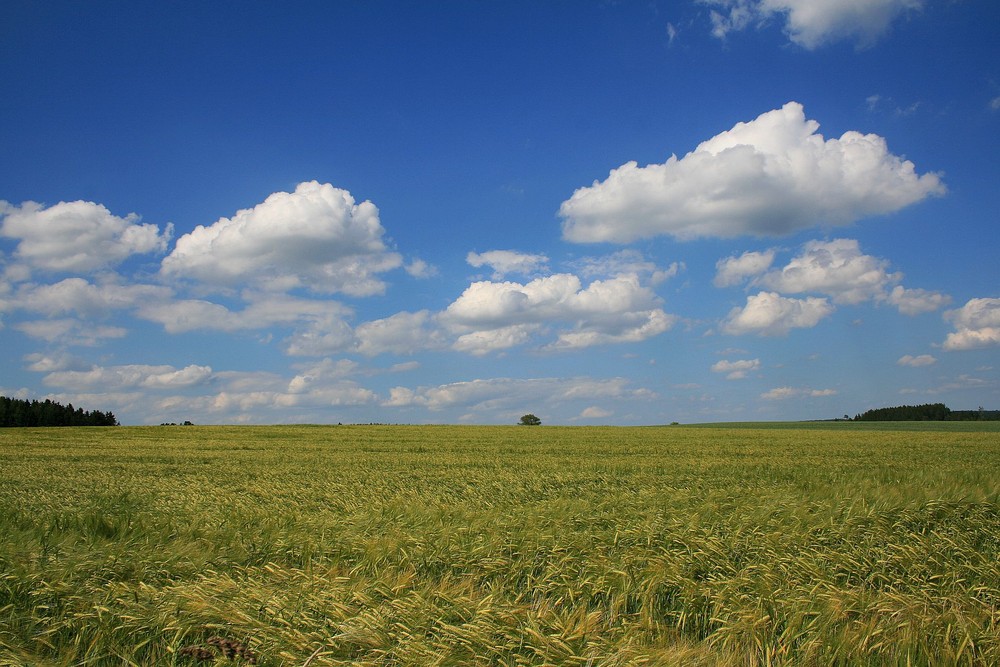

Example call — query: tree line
[854,403,999,422]
[0,396,118,427]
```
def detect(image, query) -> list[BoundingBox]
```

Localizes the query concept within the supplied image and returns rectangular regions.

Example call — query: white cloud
[711,358,761,379]
[722,291,834,336]
[283,314,357,356]
[714,250,775,287]
[441,273,675,353]
[703,0,924,49]
[719,240,950,315]
[354,310,445,356]
[579,406,613,419]
[761,386,838,400]
[139,293,352,334]
[43,364,214,391]
[287,358,359,394]
[466,250,549,279]
[385,376,652,413]
[160,181,402,296]
[571,250,683,285]
[0,199,172,273]
[14,318,128,345]
[757,239,900,305]
[404,258,438,279]
[15,278,171,318]
[897,354,936,367]
[548,310,675,350]
[23,352,90,373]
[453,325,537,356]
[943,298,1000,350]
[887,285,951,315]
[991,97,1000,112]
[559,102,944,243]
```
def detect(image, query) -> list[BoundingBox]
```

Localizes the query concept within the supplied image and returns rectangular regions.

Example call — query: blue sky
[2,0,998,425]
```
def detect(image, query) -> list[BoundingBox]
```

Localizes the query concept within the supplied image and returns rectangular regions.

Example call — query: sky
[1,0,998,426]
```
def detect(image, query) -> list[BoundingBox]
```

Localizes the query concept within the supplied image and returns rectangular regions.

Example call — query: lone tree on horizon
[518,413,541,426]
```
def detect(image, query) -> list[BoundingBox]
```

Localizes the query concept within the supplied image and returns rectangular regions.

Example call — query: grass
[0,424,998,665]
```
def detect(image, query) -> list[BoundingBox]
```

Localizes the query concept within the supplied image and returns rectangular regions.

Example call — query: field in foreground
[1,424,998,666]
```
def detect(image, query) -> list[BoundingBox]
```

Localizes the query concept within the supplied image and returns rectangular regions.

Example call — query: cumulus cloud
[703,0,924,49]
[160,181,402,296]
[559,102,944,243]
[718,239,950,315]
[757,239,900,304]
[887,285,951,316]
[711,358,761,379]
[0,199,172,273]
[943,298,1000,350]
[722,291,834,336]
[466,250,549,279]
[898,354,936,367]
[714,250,775,287]
[441,273,675,353]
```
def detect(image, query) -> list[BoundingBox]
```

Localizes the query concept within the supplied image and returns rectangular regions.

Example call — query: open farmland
[1,424,998,666]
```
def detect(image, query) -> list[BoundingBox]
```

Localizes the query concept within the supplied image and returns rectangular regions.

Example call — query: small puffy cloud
[943,298,1000,350]
[711,358,761,379]
[287,358,359,394]
[722,291,834,336]
[703,0,924,50]
[442,273,675,353]
[898,354,936,367]
[579,406,613,419]
[714,250,775,287]
[761,386,837,400]
[887,285,951,315]
[43,364,213,391]
[991,97,1000,112]
[404,258,438,279]
[757,239,900,305]
[559,102,944,243]
[160,181,402,296]
[0,199,172,273]
[467,250,549,279]
[453,325,537,356]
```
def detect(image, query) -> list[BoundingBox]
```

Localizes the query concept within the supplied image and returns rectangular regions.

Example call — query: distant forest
[0,397,118,427]
[854,403,999,422]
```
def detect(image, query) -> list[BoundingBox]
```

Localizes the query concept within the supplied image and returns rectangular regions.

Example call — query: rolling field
[1,424,998,666]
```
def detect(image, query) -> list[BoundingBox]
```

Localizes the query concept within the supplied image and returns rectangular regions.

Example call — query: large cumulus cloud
[559,102,944,243]
[160,181,402,296]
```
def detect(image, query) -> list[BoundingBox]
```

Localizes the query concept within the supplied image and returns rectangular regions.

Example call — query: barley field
[1,424,998,666]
